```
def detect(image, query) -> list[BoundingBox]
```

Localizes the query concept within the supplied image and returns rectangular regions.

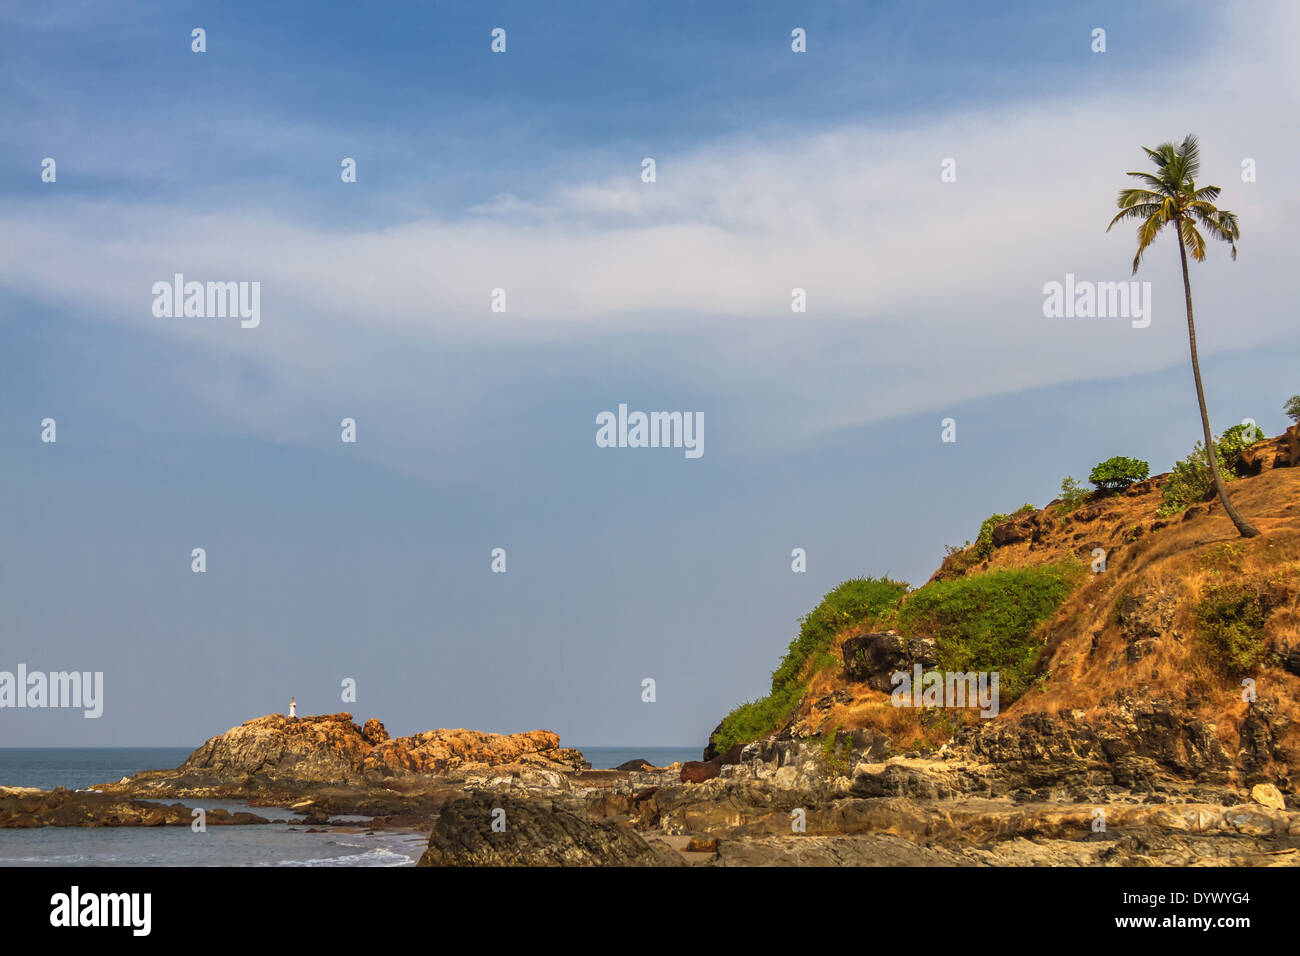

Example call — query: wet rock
[417,794,679,866]
[0,787,268,829]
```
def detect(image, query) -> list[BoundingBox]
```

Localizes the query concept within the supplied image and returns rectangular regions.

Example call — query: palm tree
[1107,134,1259,538]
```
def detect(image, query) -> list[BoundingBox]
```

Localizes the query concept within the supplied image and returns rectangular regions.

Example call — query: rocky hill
[707,426,1300,800]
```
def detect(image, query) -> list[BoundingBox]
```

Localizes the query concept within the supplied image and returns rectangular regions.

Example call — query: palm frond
[1180,218,1207,261]
[1107,203,1163,231]
[1178,134,1202,181]
[1132,214,1165,274]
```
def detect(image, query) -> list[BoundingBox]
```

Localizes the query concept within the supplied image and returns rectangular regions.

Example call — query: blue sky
[2,1,1298,749]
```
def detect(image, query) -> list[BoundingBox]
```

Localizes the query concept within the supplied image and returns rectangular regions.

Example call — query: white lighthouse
[289,696,297,718]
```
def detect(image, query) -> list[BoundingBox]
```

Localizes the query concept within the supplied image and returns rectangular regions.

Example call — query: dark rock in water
[616,758,657,772]
[0,787,269,829]
[417,794,678,866]
[841,631,938,691]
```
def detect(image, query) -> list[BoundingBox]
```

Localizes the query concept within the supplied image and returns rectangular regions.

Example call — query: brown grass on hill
[788,452,1300,767]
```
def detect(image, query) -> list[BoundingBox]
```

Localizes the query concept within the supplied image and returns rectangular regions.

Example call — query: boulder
[992,513,1037,546]
[841,631,938,691]
[680,760,721,784]
[1250,783,1286,811]
[615,758,657,772]
[361,718,390,745]
[417,794,678,866]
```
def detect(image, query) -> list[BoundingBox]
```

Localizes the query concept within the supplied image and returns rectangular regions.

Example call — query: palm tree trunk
[1176,222,1260,537]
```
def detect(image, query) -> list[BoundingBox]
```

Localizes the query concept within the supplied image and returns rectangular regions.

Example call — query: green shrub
[1195,583,1267,675]
[819,724,853,777]
[710,576,909,754]
[1285,395,1300,424]
[1157,426,1258,517]
[896,562,1085,703]
[1057,476,1089,513]
[1088,456,1150,492]
[971,504,1034,559]
[1157,443,1213,516]
[1216,423,1260,474]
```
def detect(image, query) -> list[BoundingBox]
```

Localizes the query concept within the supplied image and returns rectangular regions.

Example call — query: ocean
[0,745,702,867]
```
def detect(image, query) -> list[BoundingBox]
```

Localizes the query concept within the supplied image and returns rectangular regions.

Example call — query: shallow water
[0,745,701,865]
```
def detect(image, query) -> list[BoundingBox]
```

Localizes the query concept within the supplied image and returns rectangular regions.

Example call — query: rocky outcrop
[0,787,267,828]
[1239,425,1298,474]
[417,794,680,866]
[361,718,390,744]
[960,693,1239,795]
[102,713,588,794]
[580,734,1300,866]
[841,631,938,690]
[364,728,586,778]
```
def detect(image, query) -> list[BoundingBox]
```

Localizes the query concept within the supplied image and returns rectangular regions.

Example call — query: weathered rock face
[956,692,1257,796]
[841,631,938,691]
[1239,426,1298,473]
[417,794,679,866]
[129,713,587,790]
[361,718,390,745]
[365,728,586,778]
[1115,590,1179,662]
[178,713,373,784]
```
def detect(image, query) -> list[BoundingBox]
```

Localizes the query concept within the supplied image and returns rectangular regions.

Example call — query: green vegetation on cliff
[896,561,1086,702]
[710,576,908,754]
[1195,582,1268,676]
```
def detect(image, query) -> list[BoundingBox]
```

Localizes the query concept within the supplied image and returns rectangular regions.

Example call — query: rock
[361,718,390,745]
[680,761,721,784]
[615,758,657,772]
[1116,590,1178,663]
[0,788,268,829]
[685,836,719,853]
[1282,646,1300,678]
[364,727,587,777]
[841,631,938,691]
[1251,783,1286,811]
[991,513,1037,546]
[106,713,589,791]
[1238,700,1291,781]
[417,794,679,866]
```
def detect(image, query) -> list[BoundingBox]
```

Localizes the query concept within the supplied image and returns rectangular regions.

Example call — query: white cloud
[3,1,1296,469]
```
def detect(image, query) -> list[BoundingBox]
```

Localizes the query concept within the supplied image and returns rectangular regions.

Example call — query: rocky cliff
[710,428,1300,798]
